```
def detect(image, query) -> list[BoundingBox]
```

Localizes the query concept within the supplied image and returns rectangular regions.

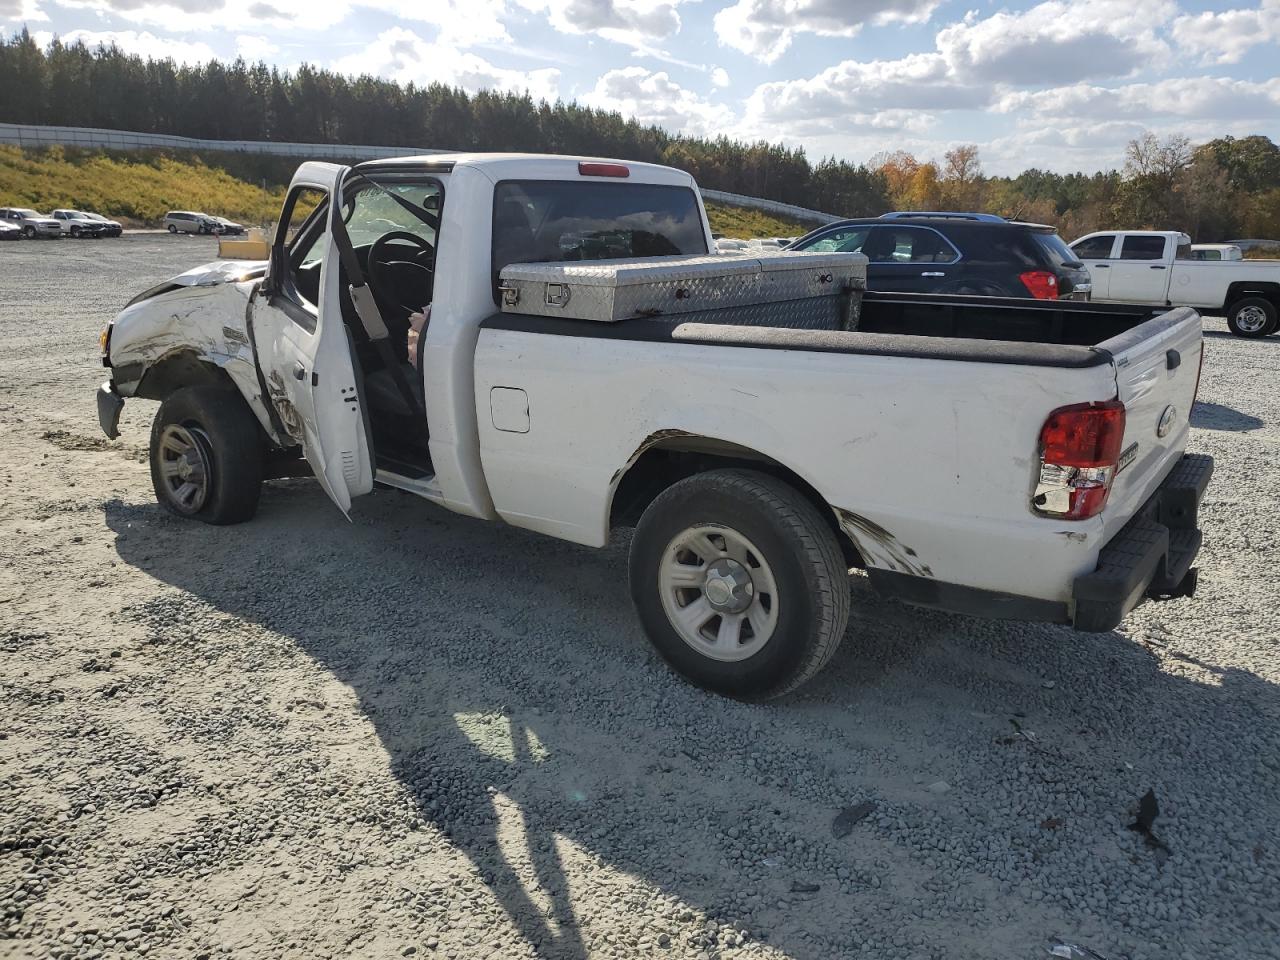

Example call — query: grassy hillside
[0,145,812,237]
[0,146,287,225]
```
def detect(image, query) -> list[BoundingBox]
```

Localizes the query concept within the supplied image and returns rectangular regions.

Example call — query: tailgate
[1100,307,1203,524]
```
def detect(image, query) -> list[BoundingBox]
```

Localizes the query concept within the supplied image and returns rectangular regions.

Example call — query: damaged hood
[172,260,269,287]
[126,259,268,307]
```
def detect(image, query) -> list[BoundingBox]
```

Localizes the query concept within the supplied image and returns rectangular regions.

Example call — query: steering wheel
[367,231,435,315]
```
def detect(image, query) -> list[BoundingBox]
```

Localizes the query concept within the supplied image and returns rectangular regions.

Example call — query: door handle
[1093,263,1109,268]
[292,362,306,381]
[920,271,946,277]
[1149,265,1166,270]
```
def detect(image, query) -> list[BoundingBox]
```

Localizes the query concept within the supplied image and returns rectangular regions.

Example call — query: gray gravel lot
[1,235,1278,960]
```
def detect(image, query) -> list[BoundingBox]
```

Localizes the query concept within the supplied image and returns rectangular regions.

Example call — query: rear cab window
[491,180,708,299]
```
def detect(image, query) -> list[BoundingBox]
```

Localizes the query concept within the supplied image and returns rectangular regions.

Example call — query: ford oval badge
[1157,405,1177,438]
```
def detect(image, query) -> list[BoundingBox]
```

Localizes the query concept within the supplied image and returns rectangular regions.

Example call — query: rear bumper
[1072,453,1213,631]
[867,453,1213,631]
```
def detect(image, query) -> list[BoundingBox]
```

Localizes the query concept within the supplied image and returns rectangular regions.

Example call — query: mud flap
[97,382,124,439]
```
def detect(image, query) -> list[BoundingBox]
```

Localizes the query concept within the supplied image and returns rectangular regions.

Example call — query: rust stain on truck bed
[834,508,933,578]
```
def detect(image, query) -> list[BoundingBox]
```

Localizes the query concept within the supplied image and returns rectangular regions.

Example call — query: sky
[6,0,1280,175]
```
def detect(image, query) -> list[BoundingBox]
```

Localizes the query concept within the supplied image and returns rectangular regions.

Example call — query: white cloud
[48,0,512,39]
[2,0,47,20]
[582,66,724,137]
[740,0,1181,142]
[51,0,353,32]
[234,34,278,61]
[934,0,1173,85]
[999,76,1280,123]
[516,0,688,49]
[44,28,215,63]
[1171,0,1280,65]
[333,27,560,102]
[710,67,729,89]
[714,0,939,64]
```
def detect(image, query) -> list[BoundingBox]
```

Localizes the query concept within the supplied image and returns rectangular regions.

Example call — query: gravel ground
[1,235,1278,960]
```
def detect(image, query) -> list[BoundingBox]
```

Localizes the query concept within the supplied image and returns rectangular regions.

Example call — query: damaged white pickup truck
[97,154,1213,699]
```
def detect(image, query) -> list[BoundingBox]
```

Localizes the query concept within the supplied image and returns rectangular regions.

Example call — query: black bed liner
[481,290,1190,370]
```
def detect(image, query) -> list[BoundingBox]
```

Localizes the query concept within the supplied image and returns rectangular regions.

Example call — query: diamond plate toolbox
[498,251,866,322]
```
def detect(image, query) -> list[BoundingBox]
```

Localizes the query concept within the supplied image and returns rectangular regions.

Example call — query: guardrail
[0,123,842,224]
[701,189,840,226]
[0,122,441,161]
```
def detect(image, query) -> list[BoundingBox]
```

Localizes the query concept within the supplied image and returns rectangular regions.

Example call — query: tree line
[1,29,1278,240]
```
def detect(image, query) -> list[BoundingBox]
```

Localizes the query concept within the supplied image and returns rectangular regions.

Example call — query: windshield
[1031,231,1081,268]
[491,181,707,290]
[343,180,441,249]
[15,209,38,217]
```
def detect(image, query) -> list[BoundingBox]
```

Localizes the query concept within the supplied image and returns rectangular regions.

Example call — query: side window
[863,227,958,264]
[803,227,870,254]
[1071,235,1116,259]
[1175,242,1196,260]
[1120,235,1166,261]
[279,187,329,313]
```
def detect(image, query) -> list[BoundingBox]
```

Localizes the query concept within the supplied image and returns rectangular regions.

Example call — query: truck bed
[483,290,1184,369]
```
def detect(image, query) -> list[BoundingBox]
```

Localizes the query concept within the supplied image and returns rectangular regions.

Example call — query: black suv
[789,212,1091,300]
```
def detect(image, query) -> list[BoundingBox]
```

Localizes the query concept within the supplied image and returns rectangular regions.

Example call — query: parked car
[0,219,20,240]
[96,154,1210,700]
[789,212,1091,300]
[0,207,62,238]
[1070,229,1280,337]
[163,211,220,235]
[50,209,108,238]
[1188,243,1243,261]
[211,216,245,236]
[82,211,123,237]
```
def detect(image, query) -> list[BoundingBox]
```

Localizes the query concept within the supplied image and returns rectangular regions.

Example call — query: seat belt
[328,200,427,420]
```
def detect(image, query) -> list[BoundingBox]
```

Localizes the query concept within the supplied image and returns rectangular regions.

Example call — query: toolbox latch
[544,283,572,307]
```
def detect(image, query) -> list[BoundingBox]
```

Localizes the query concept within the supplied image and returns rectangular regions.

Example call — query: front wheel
[149,386,264,524]
[629,469,851,700]
[23,226,35,239]
[1226,297,1278,338]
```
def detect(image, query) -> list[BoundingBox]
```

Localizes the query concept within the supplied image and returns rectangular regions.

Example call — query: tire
[149,385,264,525]
[1226,297,1278,338]
[70,226,80,237]
[167,224,177,234]
[629,469,851,700]
[23,226,35,239]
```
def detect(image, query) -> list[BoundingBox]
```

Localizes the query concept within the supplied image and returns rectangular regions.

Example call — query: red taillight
[1019,270,1059,299]
[1033,400,1126,520]
[578,162,630,178]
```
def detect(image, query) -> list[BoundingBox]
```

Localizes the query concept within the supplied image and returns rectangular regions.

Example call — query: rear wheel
[149,386,264,525]
[1226,297,1278,338]
[167,224,177,233]
[629,469,851,700]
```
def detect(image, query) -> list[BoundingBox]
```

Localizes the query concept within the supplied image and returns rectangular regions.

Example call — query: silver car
[0,207,62,239]
[163,211,219,235]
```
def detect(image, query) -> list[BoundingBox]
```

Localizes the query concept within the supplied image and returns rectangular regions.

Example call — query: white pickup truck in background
[1070,229,1280,337]
[95,154,1213,699]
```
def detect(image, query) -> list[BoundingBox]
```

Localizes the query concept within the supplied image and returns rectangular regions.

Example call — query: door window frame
[864,225,962,265]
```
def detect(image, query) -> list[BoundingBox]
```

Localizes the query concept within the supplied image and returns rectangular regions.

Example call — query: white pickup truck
[95,154,1213,699]
[1070,229,1280,337]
